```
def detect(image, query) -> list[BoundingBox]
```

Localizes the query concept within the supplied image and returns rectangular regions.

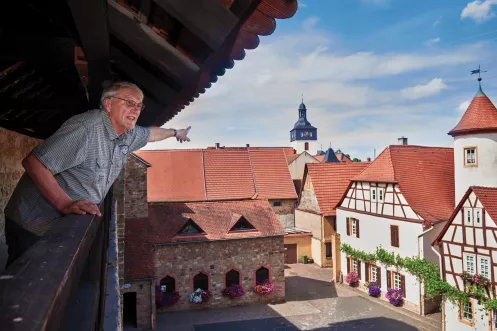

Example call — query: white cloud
[426,37,441,46]
[461,0,497,23]
[301,17,319,31]
[433,16,443,26]
[457,100,471,112]
[144,29,485,160]
[401,78,447,100]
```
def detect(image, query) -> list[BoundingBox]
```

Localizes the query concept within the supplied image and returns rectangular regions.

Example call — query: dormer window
[230,217,255,232]
[464,147,477,167]
[178,219,204,235]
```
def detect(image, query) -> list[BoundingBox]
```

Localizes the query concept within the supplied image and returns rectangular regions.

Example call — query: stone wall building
[0,128,40,270]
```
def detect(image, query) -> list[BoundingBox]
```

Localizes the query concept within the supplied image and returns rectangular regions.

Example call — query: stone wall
[0,128,41,269]
[269,199,296,228]
[122,280,156,330]
[124,155,148,218]
[154,236,285,312]
[299,186,320,212]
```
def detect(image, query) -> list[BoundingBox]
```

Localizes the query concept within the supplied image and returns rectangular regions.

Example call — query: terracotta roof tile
[286,153,301,164]
[314,155,325,162]
[305,163,369,216]
[137,148,296,202]
[203,149,256,199]
[250,149,297,199]
[135,150,206,202]
[152,200,283,243]
[449,87,497,136]
[352,145,454,224]
[336,153,352,163]
[434,186,497,245]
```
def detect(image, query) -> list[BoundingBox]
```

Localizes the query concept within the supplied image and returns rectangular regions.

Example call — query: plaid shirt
[5,109,150,236]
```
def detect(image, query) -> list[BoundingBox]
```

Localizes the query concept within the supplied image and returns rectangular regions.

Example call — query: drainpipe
[417,224,434,316]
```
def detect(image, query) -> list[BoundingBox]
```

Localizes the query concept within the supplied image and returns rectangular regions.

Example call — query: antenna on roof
[471,65,487,87]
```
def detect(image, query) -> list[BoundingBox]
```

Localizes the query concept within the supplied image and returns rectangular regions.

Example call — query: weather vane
[471,65,487,84]
[301,93,304,103]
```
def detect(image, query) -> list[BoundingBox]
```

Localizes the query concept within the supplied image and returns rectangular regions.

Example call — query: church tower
[450,78,497,203]
[290,100,318,154]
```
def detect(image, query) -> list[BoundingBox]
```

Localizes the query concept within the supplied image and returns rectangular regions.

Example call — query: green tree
[352,157,361,162]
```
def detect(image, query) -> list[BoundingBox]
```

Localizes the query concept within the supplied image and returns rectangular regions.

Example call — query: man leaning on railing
[1,81,191,270]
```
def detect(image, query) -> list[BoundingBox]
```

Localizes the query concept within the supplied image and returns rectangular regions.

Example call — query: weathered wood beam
[107,0,199,87]
[153,0,260,126]
[68,0,111,108]
[153,0,238,51]
[0,212,103,331]
[110,46,176,106]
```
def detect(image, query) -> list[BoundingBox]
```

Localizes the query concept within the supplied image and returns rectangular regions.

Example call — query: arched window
[159,275,175,293]
[226,269,240,287]
[193,272,209,291]
[255,267,269,284]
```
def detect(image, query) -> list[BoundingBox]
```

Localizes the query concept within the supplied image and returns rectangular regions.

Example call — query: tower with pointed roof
[290,100,318,154]
[450,78,497,203]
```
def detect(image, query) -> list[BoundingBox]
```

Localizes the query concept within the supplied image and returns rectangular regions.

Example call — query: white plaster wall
[291,140,318,155]
[422,222,446,264]
[337,209,425,305]
[454,133,497,203]
[312,237,322,266]
[295,209,322,239]
[288,152,319,180]
[445,300,490,331]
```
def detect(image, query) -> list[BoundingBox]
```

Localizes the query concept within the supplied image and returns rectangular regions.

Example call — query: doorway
[284,244,297,264]
[123,292,137,327]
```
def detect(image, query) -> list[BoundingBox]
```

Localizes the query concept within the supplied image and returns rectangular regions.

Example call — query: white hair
[100,81,144,108]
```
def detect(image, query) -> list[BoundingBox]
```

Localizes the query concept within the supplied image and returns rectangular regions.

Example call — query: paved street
[153,264,441,331]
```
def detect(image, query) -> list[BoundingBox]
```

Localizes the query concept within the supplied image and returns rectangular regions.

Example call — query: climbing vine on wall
[340,243,497,310]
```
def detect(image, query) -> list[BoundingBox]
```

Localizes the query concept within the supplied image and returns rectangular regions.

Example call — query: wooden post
[332,233,341,282]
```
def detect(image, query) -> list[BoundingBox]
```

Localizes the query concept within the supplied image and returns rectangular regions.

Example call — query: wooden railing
[0,191,115,331]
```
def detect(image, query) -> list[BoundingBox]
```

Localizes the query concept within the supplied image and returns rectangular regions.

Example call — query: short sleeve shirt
[5,109,150,236]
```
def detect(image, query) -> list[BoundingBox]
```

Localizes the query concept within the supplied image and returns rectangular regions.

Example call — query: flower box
[222,284,245,298]
[254,280,275,295]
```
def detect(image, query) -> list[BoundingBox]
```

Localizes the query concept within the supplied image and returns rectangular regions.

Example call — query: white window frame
[465,208,473,226]
[492,309,497,330]
[352,259,358,273]
[379,188,384,202]
[371,188,377,202]
[393,272,401,291]
[475,208,482,226]
[351,219,357,237]
[461,300,473,322]
[371,266,377,282]
[464,253,476,274]
[464,147,477,166]
[478,256,491,279]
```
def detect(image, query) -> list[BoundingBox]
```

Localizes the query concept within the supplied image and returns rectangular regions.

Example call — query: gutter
[417,224,434,315]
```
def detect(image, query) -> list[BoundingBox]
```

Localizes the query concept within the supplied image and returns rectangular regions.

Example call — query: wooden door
[284,244,297,264]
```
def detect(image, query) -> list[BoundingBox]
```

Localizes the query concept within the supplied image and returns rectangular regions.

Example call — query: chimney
[304,142,309,151]
[398,136,408,145]
[293,149,297,154]
[246,144,250,148]
[367,157,371,162]
[215,143,220,149]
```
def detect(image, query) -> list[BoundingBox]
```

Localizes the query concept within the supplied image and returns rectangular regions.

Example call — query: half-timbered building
[433,81,497,331]
[336,144,454,315]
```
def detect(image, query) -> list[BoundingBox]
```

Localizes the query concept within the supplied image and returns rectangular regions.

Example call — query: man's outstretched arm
[22,152,101,216]
[148,126,191,143]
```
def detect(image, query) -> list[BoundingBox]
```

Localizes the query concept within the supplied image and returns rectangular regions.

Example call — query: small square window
[371,188,377,202]
[475,208,482,225]
[465,208,473,226]
[371,266,377,282]
[379,189,383,201]
[460,300,473,322]
[272,201,282,207]
[464,254,475,274]
[464,147,477,166]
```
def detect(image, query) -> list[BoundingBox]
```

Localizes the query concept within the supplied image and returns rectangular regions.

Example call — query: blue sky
[145,0,497,160]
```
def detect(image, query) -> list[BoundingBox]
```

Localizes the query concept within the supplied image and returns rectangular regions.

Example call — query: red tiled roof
[336,153,352,163]
[136,148,296,202]
[351,145,454,224]
[204,149,256,199]
[286,153,301,164]
[449,87,497,136]
[304,163,369,216]
[135,150,206,202]
[250,149,297,199]
[315,155,325,162]
[434,186,497,245]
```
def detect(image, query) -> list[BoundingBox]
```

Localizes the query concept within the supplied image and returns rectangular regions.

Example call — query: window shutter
[390,225,399,247]
[357,260,362,280]
[395,227,399,247]
[356,219,360,238]
[401,274,406,298]
[365,263,370,282]
[346,218,350,236]
[376,267,382,288]
[347,257,350,274]
[387,270,392,289]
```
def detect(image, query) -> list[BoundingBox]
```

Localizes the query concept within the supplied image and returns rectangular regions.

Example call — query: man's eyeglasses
[110,96,145,111]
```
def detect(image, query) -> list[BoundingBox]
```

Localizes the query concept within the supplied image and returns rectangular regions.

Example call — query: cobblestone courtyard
[140,264,441,331]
